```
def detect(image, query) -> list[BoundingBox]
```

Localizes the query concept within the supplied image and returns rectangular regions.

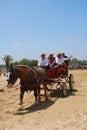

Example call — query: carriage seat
[46,65,66,78]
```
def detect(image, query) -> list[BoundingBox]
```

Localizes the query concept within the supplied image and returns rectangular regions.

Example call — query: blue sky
[0,0,87,64]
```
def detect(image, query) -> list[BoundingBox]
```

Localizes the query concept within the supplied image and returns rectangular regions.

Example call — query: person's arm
[45,58,48,66]
[38,58,41,66]
[55,57,58,64]
[68,55,73,60]
[64,55,73,61]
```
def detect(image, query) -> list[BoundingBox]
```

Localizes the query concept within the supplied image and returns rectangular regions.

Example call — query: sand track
[0,70,87,130]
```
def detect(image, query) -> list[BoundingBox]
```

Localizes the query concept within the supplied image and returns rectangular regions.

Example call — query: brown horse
[7,65,48,110]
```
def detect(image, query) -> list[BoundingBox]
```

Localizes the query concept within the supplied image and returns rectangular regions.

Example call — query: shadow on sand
[50,88,78,98]
[13,99,55,115]
[13,88,78,116]
[0,89,5,92]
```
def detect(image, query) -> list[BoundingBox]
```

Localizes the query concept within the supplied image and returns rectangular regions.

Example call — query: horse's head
[7,65,17,88]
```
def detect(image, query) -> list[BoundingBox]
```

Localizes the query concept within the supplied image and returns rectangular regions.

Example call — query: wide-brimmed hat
[57,53,63,57]
[40,53,46,57]
[49,53,54,57]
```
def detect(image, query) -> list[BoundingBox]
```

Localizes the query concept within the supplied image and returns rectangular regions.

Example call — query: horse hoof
[18,106,23,111]
[18,107,23,111]
[33,101,39,105]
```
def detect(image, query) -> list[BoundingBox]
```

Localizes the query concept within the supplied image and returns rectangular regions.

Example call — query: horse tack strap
[31,67,41,83]
[20,68,40,86]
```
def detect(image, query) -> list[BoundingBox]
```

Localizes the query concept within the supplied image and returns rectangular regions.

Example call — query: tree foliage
[3,55,13,71]
[13,58,38,67]
[70,58,87,69]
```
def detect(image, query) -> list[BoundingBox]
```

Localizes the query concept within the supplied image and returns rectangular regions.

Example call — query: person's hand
[69,55,73,59]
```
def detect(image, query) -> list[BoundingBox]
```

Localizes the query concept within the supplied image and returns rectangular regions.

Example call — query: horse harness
[20,67,42,86]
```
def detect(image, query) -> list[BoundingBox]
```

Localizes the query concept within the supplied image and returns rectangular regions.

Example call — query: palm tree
[3,55,13,72]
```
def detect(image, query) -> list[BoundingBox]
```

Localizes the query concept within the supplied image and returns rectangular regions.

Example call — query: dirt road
[0,70,87,130]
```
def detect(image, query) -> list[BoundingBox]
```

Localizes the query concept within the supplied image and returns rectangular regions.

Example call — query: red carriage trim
[46,67,66,79]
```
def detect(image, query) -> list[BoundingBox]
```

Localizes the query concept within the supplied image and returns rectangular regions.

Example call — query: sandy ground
[0,70,87,130]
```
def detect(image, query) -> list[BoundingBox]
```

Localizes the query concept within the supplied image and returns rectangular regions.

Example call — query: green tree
[70,58,78,66]
[19,58,31,66]
[13,59,38,67]
[3,55,13,71]
[30,60,38,67]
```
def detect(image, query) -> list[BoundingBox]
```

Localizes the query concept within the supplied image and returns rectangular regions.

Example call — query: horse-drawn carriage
[7,64,74,110]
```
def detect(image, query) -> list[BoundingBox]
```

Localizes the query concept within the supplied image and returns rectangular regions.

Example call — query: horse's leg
[43,83,48,101]
[18,87,25,110]
[37,86,41,102]
[34,89,39,104]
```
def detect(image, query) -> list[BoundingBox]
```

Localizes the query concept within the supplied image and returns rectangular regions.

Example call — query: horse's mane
[14,65,39,70]
[12,65,32,73]
[15,65,31,69]
[14,65,43,74]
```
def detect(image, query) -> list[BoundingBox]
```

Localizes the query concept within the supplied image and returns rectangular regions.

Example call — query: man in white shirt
[56,53,73,66]
[56,53,64,65]
[38,53,49,69]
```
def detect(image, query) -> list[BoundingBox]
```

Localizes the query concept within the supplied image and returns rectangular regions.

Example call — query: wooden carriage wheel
[61,82,67,97]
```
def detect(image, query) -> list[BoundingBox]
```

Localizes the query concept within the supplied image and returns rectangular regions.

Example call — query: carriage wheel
[69,74,74,91]
[61,83,67,97]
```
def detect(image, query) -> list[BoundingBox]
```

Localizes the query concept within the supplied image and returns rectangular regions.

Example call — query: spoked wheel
[61,82,67,97]
[69,74,74,91]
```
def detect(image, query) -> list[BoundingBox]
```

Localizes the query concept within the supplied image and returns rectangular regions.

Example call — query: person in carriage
[62,53,73,66]
[55,53,65,67]
[48,53,56,69]
[55,53,73,67]
[38,53,49,69]
[55,53,73,75]
[62,53,73,75]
